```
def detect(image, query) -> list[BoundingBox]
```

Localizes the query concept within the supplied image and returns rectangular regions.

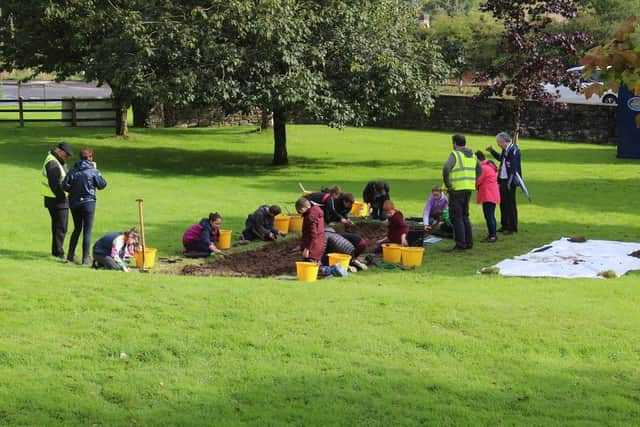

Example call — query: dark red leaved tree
[478,0,592,142]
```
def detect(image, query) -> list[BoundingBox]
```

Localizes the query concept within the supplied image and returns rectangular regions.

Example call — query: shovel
[136,198,149,273]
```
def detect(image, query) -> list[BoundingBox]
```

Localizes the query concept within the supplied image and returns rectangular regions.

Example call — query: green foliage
[0,1,448,159]
[426,11,502,77]
[581,16,640,126]
[1,123,640,424]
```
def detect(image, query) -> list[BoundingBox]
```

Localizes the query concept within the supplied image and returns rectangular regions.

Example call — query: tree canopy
[478,0,591,140]
[581,16,640,126]
[0,1,448,164]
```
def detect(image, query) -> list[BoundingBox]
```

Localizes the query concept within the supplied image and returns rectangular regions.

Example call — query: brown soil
[173,221,388,278]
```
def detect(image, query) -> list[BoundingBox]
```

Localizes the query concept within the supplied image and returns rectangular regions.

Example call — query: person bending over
[241,205,284,241]
[92,228,139,271]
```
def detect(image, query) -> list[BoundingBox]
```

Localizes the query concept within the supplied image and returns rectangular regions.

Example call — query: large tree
[478,0,591,141]
[0,1,208,137]
[1,1,447,163]
[191,0,448,165]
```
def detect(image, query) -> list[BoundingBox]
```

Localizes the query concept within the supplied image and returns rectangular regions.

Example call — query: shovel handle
[136,198,146,268]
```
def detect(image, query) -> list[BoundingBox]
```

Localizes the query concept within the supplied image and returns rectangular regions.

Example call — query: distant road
[1,80,112,102]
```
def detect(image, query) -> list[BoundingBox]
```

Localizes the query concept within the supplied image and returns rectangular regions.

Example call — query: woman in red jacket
[475,151,501,243]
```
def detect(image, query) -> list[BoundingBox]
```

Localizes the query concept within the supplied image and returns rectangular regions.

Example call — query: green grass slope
[0,123,638,426]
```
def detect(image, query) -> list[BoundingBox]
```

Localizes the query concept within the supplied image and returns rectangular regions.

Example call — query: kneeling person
[183,212,223,257]
[241,205,284,241]
[92,228,139,272]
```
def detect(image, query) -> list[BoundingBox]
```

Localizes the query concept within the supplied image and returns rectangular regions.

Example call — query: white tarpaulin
[490,238,640,279]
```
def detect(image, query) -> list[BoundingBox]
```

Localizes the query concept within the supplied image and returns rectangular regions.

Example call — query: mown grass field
[0,123,638,426]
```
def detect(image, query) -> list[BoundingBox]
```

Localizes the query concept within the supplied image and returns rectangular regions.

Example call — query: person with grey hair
[486,132,522,234]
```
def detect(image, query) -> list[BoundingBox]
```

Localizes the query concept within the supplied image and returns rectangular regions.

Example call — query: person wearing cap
[240,205,285,241]
[41,142,73,259]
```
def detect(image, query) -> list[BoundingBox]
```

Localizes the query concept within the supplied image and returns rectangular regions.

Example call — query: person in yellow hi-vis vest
[41,142,73,259]
[442,134,482,252]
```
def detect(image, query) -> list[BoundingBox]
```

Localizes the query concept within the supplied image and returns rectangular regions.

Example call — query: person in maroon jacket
[295,197,325,262]
[375,200,409,253]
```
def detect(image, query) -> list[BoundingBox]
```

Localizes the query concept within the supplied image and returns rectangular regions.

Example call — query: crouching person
[183,212,223,258]
[92,227,139,271]
[325,228,368,271]
[241,205,284,242]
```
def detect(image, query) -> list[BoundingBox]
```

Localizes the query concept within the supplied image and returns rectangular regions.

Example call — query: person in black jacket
[41,142,73,259]
[362,180,390,220]
[486,132,522,234]
[241,205,284,241]
[305,187,354,225]
[62,147,107,264]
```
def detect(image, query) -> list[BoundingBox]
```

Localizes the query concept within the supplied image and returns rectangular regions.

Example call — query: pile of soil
[175,221,388,278]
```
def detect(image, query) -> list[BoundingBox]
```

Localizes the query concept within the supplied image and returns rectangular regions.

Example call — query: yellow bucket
[274,215,290,234]
[288,215,303,233]
[401,247,425,267]
[218,229,232,249]
[382,243,402,263]
[134,247,157,269]
[296,261,319,282]
[327,252,352,270]
[350,201,367,217]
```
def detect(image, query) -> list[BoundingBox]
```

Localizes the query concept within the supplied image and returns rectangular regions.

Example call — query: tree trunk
[115,101,129,138]
[272,109,288,165]
[513,100,522,144]
[132,100,164,128]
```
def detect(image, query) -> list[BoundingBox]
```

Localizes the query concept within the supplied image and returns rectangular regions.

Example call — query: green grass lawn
[0,123,638,426]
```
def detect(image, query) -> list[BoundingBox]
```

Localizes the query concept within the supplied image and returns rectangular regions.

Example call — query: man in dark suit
[486,132,522,234]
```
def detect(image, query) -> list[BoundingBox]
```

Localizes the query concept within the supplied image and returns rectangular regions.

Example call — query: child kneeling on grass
[92,227,139,272]
[375,200,409,253]
[182,212,223,258]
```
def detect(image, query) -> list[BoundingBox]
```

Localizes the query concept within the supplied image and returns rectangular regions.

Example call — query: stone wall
[143,95,618,144]
[156,105,261,128]
[376,94,617,144]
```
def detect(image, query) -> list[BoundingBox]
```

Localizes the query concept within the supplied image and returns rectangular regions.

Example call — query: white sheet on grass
[491,238,640,279]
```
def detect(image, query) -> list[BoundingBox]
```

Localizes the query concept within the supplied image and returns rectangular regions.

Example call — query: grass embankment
[0,123,638,425]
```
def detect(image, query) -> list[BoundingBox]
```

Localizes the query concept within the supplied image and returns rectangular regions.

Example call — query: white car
[544,66,618,105]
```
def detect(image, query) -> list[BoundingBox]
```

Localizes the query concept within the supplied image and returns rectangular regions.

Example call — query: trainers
[332,263,349,277]
[351,259,368,270]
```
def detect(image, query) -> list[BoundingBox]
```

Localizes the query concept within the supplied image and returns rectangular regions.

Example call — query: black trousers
[448,190,473,249]
[371,195,389,220]
[46,205,68,258]
[68,203,96,263]
[498,180,518,232]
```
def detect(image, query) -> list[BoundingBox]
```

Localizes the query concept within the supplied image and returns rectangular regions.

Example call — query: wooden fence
[0,97,116,126]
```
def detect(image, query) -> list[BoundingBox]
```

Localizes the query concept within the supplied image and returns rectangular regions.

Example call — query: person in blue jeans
[62,147,107,264]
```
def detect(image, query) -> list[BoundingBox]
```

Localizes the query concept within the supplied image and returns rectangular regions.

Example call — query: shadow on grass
[0,248,49,261]
[0,126,444,178]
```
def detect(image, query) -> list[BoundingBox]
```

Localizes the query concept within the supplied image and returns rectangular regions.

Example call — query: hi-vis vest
[41,152,66,198]
[449,150,477,191]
